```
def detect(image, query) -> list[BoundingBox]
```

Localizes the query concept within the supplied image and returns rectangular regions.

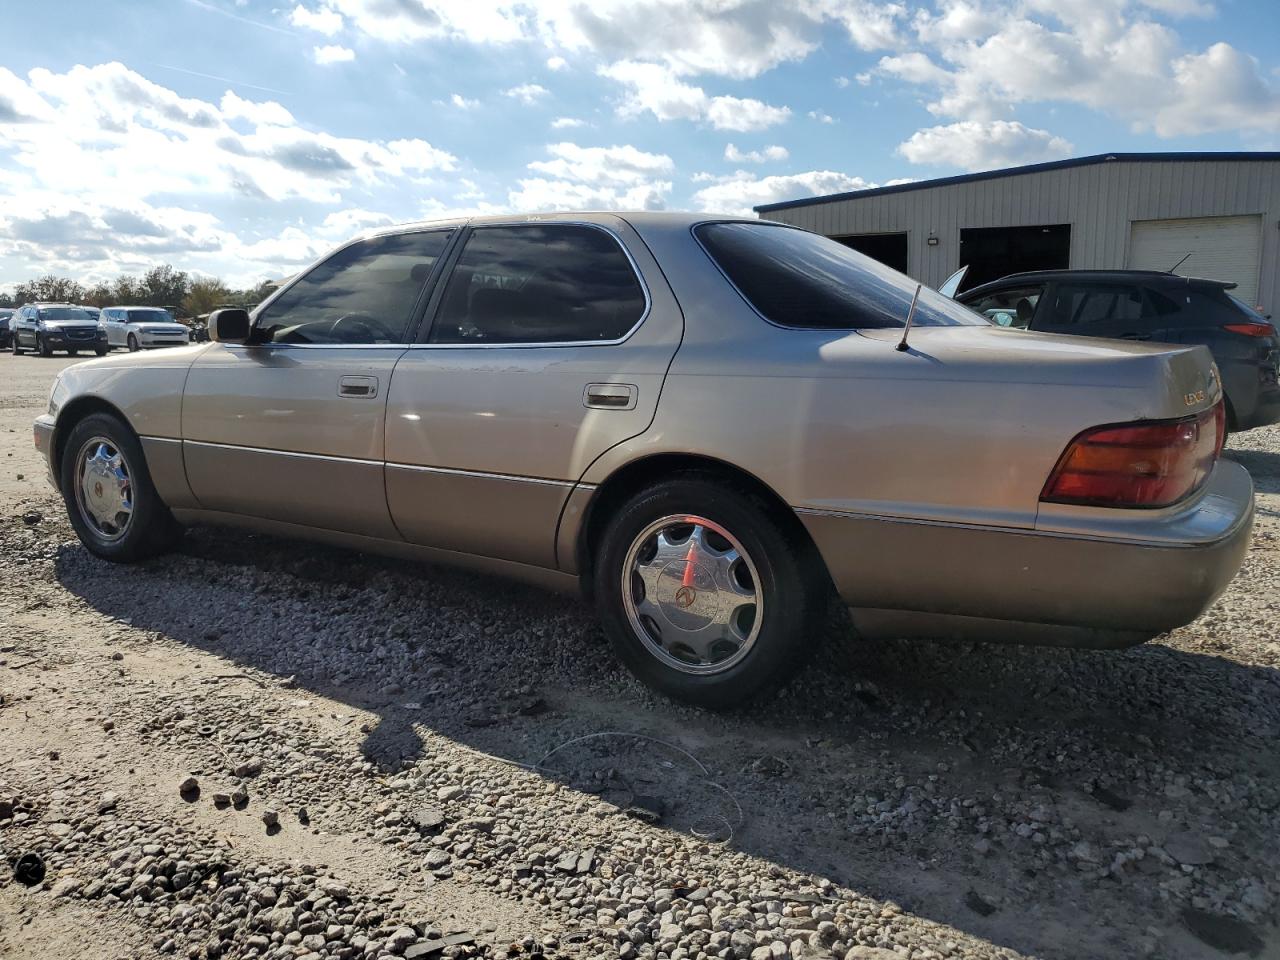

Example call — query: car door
[384,217,683,569]
[17,307,35,347]
[181,228,456,537]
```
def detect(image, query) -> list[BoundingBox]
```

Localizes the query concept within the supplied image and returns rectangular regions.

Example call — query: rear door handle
[338,375,379,399]
[583,382,637,410]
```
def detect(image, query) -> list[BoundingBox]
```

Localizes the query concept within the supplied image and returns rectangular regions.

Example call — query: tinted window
[126,308,173,323]
[696,222,984,330]
[965,286,1043,328]
[429,225,646,345]
[256,231,451,345]
[1040,284,1143,328]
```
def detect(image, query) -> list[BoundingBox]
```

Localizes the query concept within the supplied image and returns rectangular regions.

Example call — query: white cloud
[550,116,586,128]
[601,61,790,130]
[693,170,873,217]
[835,76,850,88]
[508,141,674,211]
[449,93,480,109]
[321,0,906,80]
[724,143,789,163]
[896,120,1074,170]
[528,142,674,184]
[504,83,549,104]
[808,110,835,123]
[0,61,457,285]
[881,0,1280,136]
[313,44,356,65]
[290,3,344,36]
[546,56,568,71]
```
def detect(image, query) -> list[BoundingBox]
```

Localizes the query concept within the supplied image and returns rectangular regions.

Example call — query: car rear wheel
[11,336,21,356]
[594,476,827,708]
[60,413,182,562]
[127,334,140,352]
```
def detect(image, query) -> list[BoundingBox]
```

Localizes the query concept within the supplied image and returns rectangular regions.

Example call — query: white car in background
[101,306,191,351]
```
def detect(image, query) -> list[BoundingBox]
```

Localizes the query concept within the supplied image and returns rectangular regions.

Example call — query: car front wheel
[37,335,52,357]
[127,334,140,352]
[594,476,827,708]
[60,413,182,562]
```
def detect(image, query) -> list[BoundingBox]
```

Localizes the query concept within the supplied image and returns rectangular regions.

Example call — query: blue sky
[0,0,1277,288]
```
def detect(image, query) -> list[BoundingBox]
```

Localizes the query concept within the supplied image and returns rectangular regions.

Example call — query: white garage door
[1128,215,1262,307]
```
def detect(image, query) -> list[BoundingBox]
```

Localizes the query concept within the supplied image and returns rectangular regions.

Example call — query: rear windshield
[126,309,174,323]
[37,307,91,322]
[695,222,986,330]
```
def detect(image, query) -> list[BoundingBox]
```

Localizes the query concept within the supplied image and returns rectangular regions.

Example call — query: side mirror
[208,308,251,344]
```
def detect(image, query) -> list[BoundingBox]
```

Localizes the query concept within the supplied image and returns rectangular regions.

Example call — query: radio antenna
[897,284,922,352]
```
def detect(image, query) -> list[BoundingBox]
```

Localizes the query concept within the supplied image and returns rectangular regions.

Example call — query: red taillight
[1041,402,1225,508]
[1222,321,1276,338]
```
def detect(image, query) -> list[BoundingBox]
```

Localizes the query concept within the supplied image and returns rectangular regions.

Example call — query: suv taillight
[1041,402,1225,508]
[1222,321,1276,338]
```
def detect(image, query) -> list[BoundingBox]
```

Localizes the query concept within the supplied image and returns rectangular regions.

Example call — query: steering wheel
[327,312,384,343]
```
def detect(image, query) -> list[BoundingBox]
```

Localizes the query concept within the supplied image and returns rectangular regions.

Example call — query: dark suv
[0,309,12,349]
[959,271,1280,431]
[10,303,108,357]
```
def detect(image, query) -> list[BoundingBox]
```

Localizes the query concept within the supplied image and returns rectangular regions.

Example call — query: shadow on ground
[52,511,1280,960]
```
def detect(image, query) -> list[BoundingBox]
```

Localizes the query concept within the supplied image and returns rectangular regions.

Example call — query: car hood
[41,319,98,328]
[135,323,189,333]
[65,342,211,374]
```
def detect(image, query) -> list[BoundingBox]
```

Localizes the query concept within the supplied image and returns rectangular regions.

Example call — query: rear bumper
[800,460,1254,647]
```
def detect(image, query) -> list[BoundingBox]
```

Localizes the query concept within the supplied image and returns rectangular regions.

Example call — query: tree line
[0,265,279,318]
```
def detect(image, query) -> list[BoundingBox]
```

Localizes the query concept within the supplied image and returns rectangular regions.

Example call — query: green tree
[13,275,85,304]
[138,265,190,308]
[84,282,113,308]
[111,275,141,304]
[182,277,232,317]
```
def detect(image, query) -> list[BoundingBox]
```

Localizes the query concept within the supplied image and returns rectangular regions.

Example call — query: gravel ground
[1,352,1278,960]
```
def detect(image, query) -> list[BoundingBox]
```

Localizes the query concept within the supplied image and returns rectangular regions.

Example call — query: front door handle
[338,375,379,399]
[583,382,637,410]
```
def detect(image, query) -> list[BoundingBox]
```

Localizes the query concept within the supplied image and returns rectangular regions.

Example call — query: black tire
[38,335,52,357]
[593,475,827,708]
[59,412,183,562]
[11,336,21,356]
[95,347,108,356]
[68,348,78,356]
[127,334,140,352]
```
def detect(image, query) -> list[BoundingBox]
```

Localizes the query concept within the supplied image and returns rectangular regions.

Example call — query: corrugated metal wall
[762,158,1280,316]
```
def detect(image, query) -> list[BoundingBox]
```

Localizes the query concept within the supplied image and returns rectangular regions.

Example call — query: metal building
[754,152,1280,316]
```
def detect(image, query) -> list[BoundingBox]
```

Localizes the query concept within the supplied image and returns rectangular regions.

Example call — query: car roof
[104,305,173,310]
[961,269,1236,299]
[360,210,764,239]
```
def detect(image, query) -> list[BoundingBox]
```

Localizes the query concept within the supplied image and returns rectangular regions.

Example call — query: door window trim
[411,220,653,350]
[243,227,462,350]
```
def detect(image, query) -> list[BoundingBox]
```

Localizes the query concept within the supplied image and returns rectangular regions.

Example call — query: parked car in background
[11,303,107,356]
[33,214,1252,707]
[101,306,192,351]
[0,309,13,349]
[81,306,101,321]
[959,270,1280,432]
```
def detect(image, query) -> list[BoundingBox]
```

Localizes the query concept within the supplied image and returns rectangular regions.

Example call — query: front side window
[965,286,1043,328]
[696,222,986,330]
[428,224,647,345]
[255,230,452,345]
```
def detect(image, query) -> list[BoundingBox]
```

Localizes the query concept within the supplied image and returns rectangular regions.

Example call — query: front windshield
[126,309,174,323]
[38,307,91,322]
[696,222,988,330]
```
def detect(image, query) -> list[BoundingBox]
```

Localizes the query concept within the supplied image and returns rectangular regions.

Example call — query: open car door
[938,265,968,299]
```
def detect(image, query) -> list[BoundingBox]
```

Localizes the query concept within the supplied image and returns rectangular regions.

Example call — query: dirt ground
[1,350,1277,960]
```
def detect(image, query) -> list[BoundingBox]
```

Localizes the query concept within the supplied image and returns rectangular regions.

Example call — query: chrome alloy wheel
[73,437,134,541]
[621,514,763,675]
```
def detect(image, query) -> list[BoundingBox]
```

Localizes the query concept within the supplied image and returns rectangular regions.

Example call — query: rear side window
[1040,284,1144,327]
[428,224,647,345]
[256,230,452,345]
[696,222,985,329]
